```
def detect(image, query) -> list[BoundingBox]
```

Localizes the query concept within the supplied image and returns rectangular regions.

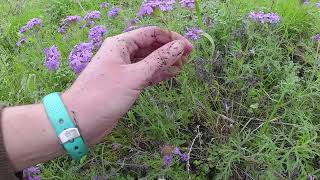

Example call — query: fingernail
[170,40,185,56]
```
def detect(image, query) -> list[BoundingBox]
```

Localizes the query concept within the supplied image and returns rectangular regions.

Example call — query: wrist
[60,91,105,146]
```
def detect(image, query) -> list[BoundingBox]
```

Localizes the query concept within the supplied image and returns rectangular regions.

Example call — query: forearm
[2,103,63,171]
[1,92,114,171]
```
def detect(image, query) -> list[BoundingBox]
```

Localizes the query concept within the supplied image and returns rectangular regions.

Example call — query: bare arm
[2,104,64,171]
[1,26,192,171]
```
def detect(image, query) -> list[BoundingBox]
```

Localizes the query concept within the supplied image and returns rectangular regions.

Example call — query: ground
[1,0,320,179]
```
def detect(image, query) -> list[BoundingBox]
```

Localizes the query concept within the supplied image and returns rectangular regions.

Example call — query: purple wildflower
[131,17,140,24]
[158,0,176,11]
[138,2,154,16]
[29,176,41,180]
[62,16,81,24]
[202,16,214,27]
[179,152,189,162]
[84,11,101,20]
[316,1,320,7]
[180,0,194,8]
[184,27,202,41]
[16,36,27,47]
[24,167,40,175]
[163,155,173,166]
[108,7,120,18]
[88,25,107,48]
[248,12,264,22]
[43,46,61,71]
[123,18,140,32]
[58,16,81,33]
[124,25,145,32]
[308,175,316,180]
[92,176,101,180]
[100,2,109,9]
[69,42,94,74]
[138,0,176,17]
[303,0,310,4]
[173,147,182,155]
[312,34,320,42]
[19,18,42,34]
[84,11,101,27]
[264,13,280,24]
[248,11,280,24]
[303,0,310,5]
[111,143,119,151]
[124,25,135,32]
[23,166,41,180]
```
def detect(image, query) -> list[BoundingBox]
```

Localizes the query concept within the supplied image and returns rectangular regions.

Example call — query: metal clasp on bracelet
[58,128,81,144]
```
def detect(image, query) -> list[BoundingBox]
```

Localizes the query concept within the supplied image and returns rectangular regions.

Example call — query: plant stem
[77,0,85,12]
[260,91,286,133]
[194,0,204,28]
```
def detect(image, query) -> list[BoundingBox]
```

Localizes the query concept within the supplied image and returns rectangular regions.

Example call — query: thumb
[132,40,186,83]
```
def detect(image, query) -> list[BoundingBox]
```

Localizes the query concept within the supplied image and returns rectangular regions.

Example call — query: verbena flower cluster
[163,155,173,166]
[23,166,41,180]
[138,0,176,17]
[88,25,107,48]
[16,18,42,47]
[173,147,190,162]
[312,34,320,42]
[108,7,121,18]
[69,42,94,74]
[19,18,42,33]
[180,0,195,8]
[184,27,202,41]
[43,45,61,71]
[317,1,320,7]
[58,16,81,34]
[248,12,280,24]
[84,11,101,26]
[161,146,189,166]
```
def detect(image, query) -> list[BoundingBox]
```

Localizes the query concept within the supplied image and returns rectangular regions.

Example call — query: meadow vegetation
[1,0,320,179]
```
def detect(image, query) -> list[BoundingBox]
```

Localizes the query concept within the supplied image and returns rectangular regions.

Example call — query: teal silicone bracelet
[42,92,88,160]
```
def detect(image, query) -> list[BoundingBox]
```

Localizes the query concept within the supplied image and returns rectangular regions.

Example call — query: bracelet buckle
[58,128,81,144]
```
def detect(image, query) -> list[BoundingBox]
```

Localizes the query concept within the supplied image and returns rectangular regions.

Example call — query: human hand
[62,26,193,145]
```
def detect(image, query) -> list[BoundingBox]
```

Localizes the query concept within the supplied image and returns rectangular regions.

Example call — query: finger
[133,46,159,59]
[149,66,181,85]
[133,40,165,59]
[132,40,185,85]
[97,26,193,65]
[122,26,193,54]
[95,37,136,64]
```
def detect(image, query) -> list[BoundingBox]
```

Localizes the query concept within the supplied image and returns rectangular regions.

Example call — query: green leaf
[27,73,36,92]
[193,160,202,166]
[80,155,87,164]
[250,103,259,109]
[153,8,162,17]
[201,32,215,53]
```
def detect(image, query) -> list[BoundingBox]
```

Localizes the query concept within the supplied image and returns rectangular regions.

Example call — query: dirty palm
[1,0,320,179]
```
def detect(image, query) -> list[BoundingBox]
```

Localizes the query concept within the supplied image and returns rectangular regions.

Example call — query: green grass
[1,0,320,179]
